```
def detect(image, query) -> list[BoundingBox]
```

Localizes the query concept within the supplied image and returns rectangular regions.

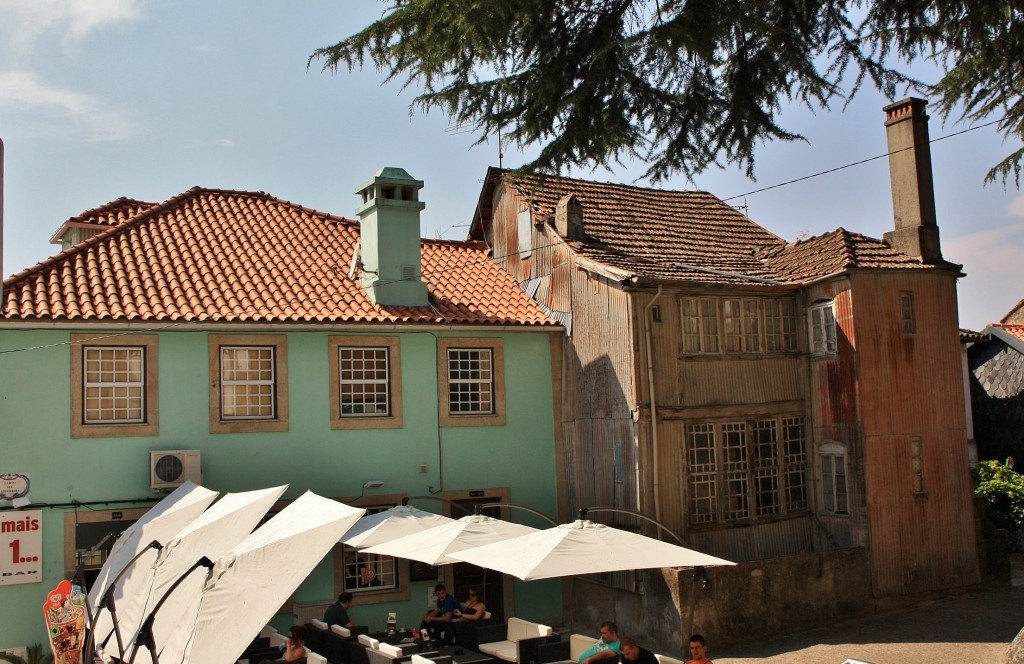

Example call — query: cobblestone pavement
[712,558,1024,664]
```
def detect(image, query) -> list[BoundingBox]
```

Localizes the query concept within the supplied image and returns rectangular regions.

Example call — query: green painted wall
[0,327,561,650]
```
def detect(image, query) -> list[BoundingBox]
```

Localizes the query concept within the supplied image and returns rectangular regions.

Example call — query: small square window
[437,338,505,427]
[330,336,403,430]
[208,334,288,433]
[71,334,159,438]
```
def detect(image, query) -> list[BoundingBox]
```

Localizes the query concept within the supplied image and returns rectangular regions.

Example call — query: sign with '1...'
[0,510,42,585]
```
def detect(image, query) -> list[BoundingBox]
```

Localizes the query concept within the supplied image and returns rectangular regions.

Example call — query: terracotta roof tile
[481,170,950,285]
[3,188,557,327]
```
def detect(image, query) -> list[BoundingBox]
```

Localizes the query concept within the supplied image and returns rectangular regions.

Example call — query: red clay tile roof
[995,324,1024,344]
[474,169,954,285]
[2,187,557,326]
[70,197,159,228]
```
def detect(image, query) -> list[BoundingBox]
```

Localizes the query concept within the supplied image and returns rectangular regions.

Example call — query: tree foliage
[975,457,1024,551]
[312,0,1022,185]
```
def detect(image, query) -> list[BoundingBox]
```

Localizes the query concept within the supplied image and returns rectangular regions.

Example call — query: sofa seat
[477,618,553,663]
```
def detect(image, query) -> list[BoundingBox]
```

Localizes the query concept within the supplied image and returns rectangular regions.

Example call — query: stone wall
[567,548,874,657]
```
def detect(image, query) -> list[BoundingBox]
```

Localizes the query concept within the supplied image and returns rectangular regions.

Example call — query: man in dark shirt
[324,592,356,628]
[420,583,459,644]
[619,637,658,664]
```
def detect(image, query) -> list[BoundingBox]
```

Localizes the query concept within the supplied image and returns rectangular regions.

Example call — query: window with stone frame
[437,338,505,427]
[208,334,288,433]
[686,415,808,525]
[342,505,398,594]
[330,336,403,430]
[71,334,159,438]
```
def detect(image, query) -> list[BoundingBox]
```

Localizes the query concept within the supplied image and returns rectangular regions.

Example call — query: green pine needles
[312,0,1023,186]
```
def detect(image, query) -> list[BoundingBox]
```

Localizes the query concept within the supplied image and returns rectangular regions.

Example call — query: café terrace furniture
[473,618,556,664]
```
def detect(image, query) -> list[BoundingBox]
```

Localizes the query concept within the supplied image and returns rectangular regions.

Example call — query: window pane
[722,299,742,352]
[743,299,760,352]
[82,347,145,423]
[447,348,494,414]
[220,346,276,419]
[700,300,719,352]
[340,347,391,417]
[681,298,701,353]
[687,424,717,523]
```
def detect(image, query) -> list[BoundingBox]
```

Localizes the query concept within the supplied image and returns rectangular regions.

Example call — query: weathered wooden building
[469,99,981,648]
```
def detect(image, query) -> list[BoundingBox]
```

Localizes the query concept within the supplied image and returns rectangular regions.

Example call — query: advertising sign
[43,579,87,664]
[0,509,42,585]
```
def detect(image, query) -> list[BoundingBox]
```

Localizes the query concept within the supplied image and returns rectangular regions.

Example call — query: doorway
[444,488,511,622]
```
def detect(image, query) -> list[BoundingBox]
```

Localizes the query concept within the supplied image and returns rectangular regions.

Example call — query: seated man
[324,592,357,628]
[578,622,621,664]
[685,634,712,664]
[618,638,657,664]
[420,583,459,644]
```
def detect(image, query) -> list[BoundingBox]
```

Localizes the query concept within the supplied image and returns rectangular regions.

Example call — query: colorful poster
[43,580,87,664]
[0,509,42,585]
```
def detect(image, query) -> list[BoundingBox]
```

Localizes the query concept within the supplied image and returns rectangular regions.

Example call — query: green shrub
[975,457,1024,551]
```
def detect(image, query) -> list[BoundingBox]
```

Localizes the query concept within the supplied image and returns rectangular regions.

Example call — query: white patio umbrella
[342,504,454,548]
[362,514,539,565]
[113,485,288,664]
[89,481,219,657]
[448,519,735,580]
[154,491,364,664]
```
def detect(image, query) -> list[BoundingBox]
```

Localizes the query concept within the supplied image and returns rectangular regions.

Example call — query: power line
[719,117,1004,204]
[0,117,1000,356]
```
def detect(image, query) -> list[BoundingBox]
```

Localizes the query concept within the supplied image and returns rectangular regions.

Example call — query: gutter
[642,285,665,536]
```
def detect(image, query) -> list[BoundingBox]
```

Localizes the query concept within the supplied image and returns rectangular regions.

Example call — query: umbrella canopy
[362,514,538,565]
[448,519,735,580]
[117,485,289,664]
[162,491,364,664]
[89,481,219,654]
[342,505,454,548]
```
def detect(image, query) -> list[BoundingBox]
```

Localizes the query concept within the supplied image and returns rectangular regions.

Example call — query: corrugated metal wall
[847,271,980,596]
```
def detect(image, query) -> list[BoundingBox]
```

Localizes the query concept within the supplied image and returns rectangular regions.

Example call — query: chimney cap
[883,97,928,123]
[355,167,424,194]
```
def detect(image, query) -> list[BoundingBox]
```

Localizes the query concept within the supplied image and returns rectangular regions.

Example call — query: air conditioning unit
[149,450,202,491]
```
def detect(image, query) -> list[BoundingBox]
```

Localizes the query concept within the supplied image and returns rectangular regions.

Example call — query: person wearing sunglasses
[453,586,487,621]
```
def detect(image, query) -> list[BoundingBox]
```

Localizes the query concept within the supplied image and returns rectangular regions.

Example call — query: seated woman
[261,625,307,664]
[453,587,487,621]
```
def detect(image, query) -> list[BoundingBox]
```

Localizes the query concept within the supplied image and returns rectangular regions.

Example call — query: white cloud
[1009,194,1024,218]
[0,0,142,55]
[947,222,1024,328]
[0,70,136,141]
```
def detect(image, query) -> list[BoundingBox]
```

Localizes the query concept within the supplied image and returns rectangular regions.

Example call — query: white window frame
[71,334,159,438]
[809,300,837,355]
[819,442,849,515]
[208,334,288,434]
[219,345,277,420]
[339,346,392,417]
[82,346,146,424]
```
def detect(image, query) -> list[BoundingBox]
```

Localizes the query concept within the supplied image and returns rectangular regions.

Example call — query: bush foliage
[975,457,1024,551]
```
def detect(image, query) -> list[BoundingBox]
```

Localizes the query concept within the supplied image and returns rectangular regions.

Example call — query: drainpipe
[643,286,664,536]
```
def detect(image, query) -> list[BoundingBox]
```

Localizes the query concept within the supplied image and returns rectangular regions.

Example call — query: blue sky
[1,0,1021,329]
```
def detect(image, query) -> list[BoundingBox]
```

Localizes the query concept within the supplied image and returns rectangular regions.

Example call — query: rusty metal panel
[677,357,806,407]
[687,516,815,562]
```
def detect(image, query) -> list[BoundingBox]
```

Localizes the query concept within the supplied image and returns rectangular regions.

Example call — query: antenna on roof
[347,240,361,280]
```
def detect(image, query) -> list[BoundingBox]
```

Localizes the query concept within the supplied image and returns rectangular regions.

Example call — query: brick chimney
[882,98,942,263]
[354,167,430,307]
